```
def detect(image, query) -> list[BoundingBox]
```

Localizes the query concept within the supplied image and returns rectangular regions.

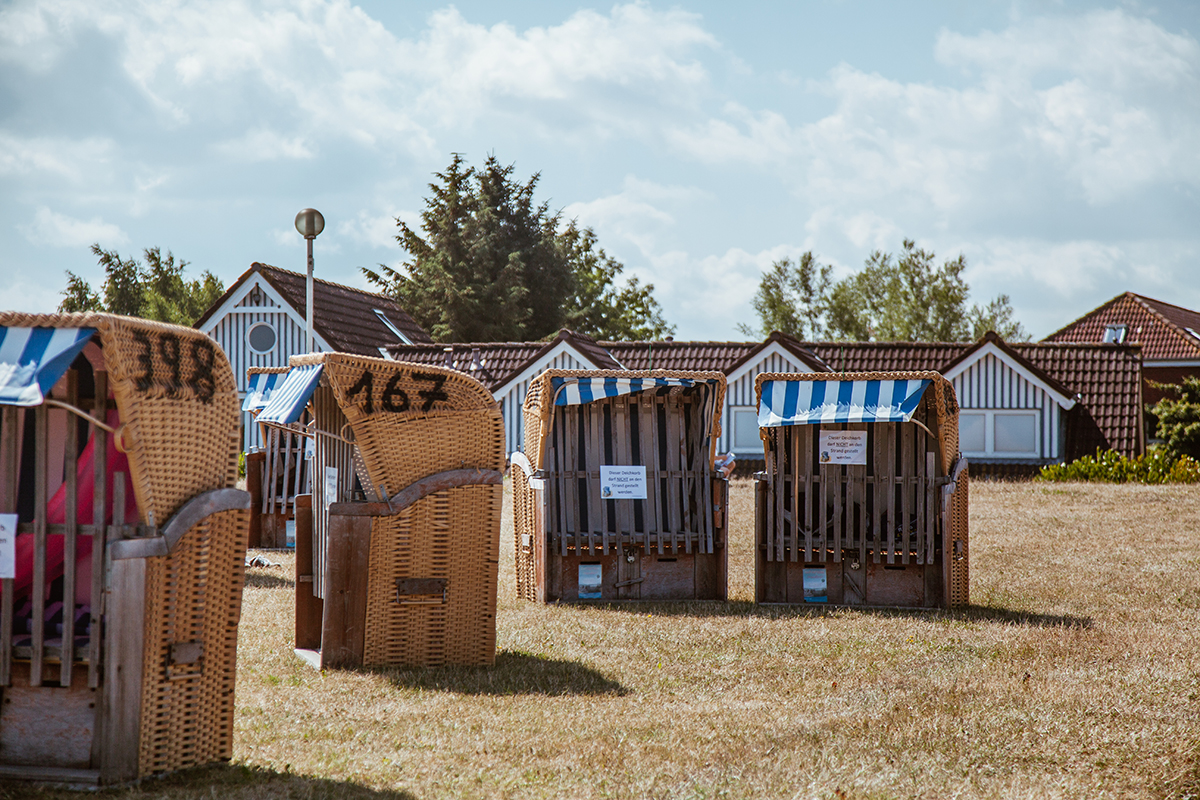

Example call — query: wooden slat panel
[831,425,843,564]
[0,405,18,687]
[89,370,107,688]
[61,371,78,685]
[872,423,884,565]
[885,423,896,565]
[773,428,785,563]
[851,422,868,568]
[32,404,47,686]
[320,513,371,669]
[901,424,913,564]
[586,404,601,555]
[818,430,828,564]
[925,451,937,566]
[803,426,814,563]
[682,398,695,556]
[100,476,142,785]
[639,397,657,550]
[665,400,681,555]
[651,396,664,554]
[565,407,579,556]
[790,425,799,562]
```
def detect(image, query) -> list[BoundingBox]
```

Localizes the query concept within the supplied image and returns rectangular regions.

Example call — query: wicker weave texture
[0,313,241,525]
[300,353,506,493]
[293,353,505,665]
[949,474,970,608]
[511,465,537,601]
[138,507,248,776]
[363,485,502,666]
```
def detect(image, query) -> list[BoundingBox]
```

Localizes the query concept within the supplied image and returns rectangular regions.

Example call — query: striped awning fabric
[242,371,284,412]
[258,364,323,424]
[551,375,714,406]
[0,327,97,406]
[758,378,932,427]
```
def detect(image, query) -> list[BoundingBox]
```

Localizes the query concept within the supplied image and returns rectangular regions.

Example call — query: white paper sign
[600,465,647,499]
[819,430,868,465]
[0,514,15,579]
[323,466,339,512]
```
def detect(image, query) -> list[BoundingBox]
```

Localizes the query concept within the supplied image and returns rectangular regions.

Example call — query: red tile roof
[1043,292,1200,361]
[385,329,622,392]
[603,332,828,374]
[804,336,1143,458]
[195,263,432,352]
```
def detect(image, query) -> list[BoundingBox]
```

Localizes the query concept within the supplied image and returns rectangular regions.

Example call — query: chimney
[443,346,454,369]
[470,347,481,372]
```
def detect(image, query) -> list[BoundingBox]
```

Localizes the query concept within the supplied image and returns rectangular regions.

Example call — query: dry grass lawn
[6,479,1199,799]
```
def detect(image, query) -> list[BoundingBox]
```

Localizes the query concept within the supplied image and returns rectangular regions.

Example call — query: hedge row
[1036,448,1200,484]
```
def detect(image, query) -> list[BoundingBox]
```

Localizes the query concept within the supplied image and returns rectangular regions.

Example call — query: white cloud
[0,134,117,181]
[213,127,314,161]
[0,1,719,151]
[19,206,128,248]
[337,209,408,250]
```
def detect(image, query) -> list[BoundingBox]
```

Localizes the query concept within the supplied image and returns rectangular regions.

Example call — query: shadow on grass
[245,569,294,590]
[589,599,1092,628]
[380,649,628,696]
[0,762,414,799]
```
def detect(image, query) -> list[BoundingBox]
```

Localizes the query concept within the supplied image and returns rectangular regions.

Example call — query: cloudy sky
[2,0,1197,341]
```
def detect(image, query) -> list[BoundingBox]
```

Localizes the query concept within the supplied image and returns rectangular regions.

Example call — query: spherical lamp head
[295,208,325,240]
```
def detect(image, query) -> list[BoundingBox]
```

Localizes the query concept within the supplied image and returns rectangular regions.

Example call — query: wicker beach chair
[264,353,505,669]
[753,371,968,608]
[0,312,249,785]
[512,369,729,602]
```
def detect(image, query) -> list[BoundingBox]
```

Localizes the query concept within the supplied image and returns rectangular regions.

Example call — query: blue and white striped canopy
[552,376,713,406]
[242,370,284,412]
[257,364,323,424]
[0,327,96,406]
[758,378,931,427]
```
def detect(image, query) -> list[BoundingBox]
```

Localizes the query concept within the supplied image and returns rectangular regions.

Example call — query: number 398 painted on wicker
[131,329,218,404]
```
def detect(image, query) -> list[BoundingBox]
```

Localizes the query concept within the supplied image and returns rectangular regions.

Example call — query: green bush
[1148,376,1200,462]
[1036,447,1200,484]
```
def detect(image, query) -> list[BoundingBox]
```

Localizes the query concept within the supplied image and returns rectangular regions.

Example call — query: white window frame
[1102,324,1127,344]
[729,406,763,455]
[959,409,1041,459]
[246,321,278,355]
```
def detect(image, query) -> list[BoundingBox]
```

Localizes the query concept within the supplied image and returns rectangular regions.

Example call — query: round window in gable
[247,322,277,354]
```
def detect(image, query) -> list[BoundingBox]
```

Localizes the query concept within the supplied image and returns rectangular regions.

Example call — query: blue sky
[2,0,1197,341]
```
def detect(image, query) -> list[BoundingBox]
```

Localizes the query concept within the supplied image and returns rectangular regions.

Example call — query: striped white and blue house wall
[942,342,1076,463]
[721,341,820,460]
[197,275,330,452]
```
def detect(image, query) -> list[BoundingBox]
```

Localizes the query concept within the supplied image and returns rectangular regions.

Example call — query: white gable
[943,342,1076,410]
[495,340,605,455]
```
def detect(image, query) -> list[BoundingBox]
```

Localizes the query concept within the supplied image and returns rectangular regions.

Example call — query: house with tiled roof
[195,262,431,449]
[1043,292,1200,405]
[805,332,1144,470]
[392,326,1141,473]
[389,330,828,458]
[387,329,622,453]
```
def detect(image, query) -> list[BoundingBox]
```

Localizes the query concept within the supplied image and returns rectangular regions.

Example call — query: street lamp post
[294,208,325,353]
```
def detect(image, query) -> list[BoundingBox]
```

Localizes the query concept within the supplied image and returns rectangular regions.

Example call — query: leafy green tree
[59,244,224,325]
[967,294,1029,341]
[741,239,1028,342]
[560,225,674,341]
[364,153,672,342]
[1149,377,1200,461]
[736,253,832,339]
